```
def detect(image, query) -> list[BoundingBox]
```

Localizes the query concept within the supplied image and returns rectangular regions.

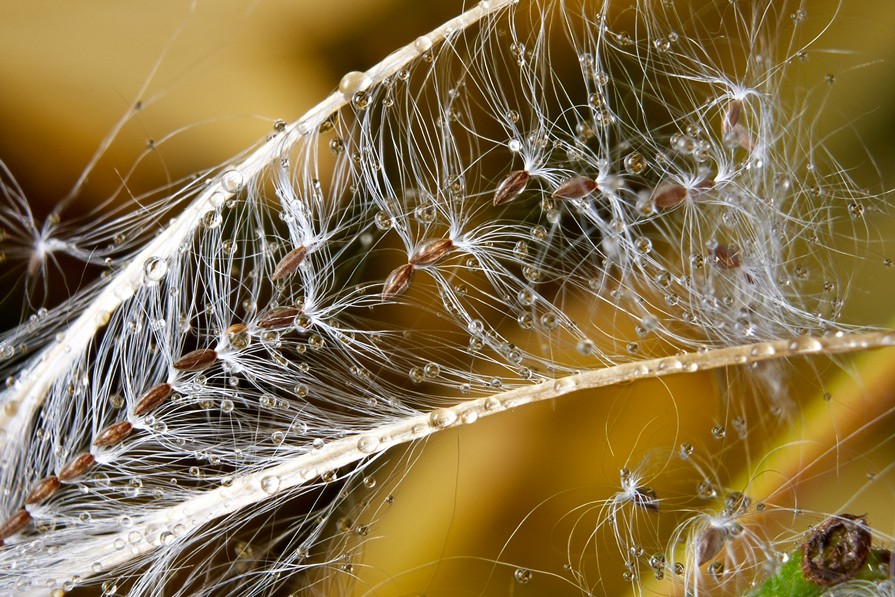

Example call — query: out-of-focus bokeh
[1,1,893,595]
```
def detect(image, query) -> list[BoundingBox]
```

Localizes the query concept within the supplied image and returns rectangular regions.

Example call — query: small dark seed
[271,245,308,281]
[172,348,218,372]
[134,383,173,417]
[697,526,726,566]
[58,453,95,481]
[493,170,530,206]
[713,244,741,269]
[93,421,134,447]
[802,513,871,587]
[552,176,597,201]
[258,307,300,329]
[382,263,415,301]
[24,476,61,505]
[0,509,31,541]
[652,183,688,209]
[410,238,454,267]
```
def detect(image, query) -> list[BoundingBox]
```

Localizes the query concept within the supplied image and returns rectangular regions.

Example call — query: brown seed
[172,348,219,372]
[552,176,597,201]
[134,383,174,417]
[58,452,95,481]
[713,244,741,269]
[271,245,308,281]
[24,476,61,505]
[0,509,31,541]
[651,183,688,209]
[697,526,726,565]
[690,179,715,198]
[382,263,415,301]
[258,307,300,329]
[410,238,454,267]
[722,99,743,133]
[802,514,871,587]
[93,421,134,447]
[493,170,530,206]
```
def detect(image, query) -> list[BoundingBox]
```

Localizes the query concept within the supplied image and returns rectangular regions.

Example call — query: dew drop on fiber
[260,476,280,495]
[143,257,168,283]
[339,71,372,98]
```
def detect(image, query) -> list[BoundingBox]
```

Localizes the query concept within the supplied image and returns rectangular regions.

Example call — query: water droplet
[429,408,457,429]
[203,210,223,229]
[357,436,378,454]
[414,35,433,53]
[221,169,244,193]
[143,257,168,283]
[514,568,532,584]
[339,71,372,98]
[624,151,647,174]
[260,476,280,495]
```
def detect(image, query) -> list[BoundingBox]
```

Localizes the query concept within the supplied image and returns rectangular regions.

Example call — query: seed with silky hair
[0,509,31,543]
[24,476,61,505]
[382,263,415,301]
[552,176,597,201]
[493,170,530,206]
[258,307,300,329]
[410,238,454,266]
[134,383,173,417]
[58,453,95,481]
[271,245,308,281]
[93,421,134,447]
[172,348,219,372]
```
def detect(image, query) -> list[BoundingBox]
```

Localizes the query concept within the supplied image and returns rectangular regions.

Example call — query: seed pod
[493,169,530,206]
[696,526,726,565]
[24,476,61,505]
[552,176,597,201]
[172,348,219,372]
[652,183,688,209]
[410,238,454,267]
[271,245,308,281]
[0,509,31,542]
[93,421,134,447]
[134,383,173,416]
[258,307,300,329]
[801,514,871,587]
[382,263,415,301]
[713,244,741,269]
[58,452,95,481]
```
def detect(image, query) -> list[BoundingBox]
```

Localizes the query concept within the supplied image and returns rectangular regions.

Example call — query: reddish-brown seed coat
[24,476,61,505]
[93,421,134,447]
[258,307,300,329]
[58,452,95,481]
[493,170,530,206]
[172,348,219,372]
[651,183,688,209]
[410,238,454,267]
[0,509,31,541]
[271,245,308,281]
[134,383,173,417]
[713,244,741,269]
[552,176,597,201]
[382,263,415,301]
